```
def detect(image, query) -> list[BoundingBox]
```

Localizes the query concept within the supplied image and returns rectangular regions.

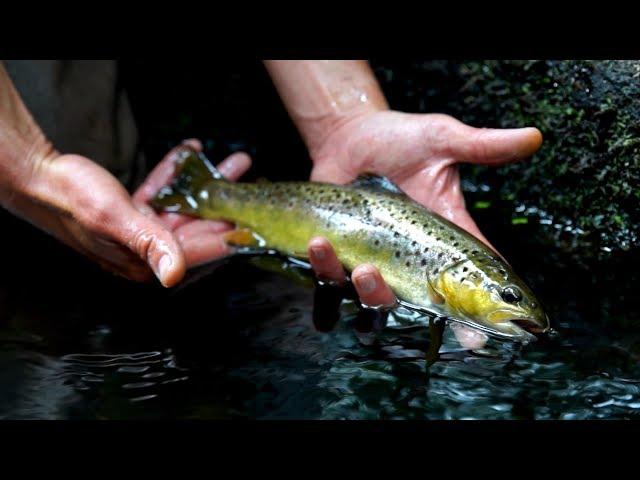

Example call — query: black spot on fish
[438,252,444,259]
[449,236,455,241]
[374,239,380,245]
[433,268,439,275]
[421,259,427,266]
[463,267,468,272]
[472,250,479,255]
[405,261,411,267]
[411,241,417,246]
[394,232,399,238]
[453,242,459,247]
[395,251,400,258]
[423,246,429,252]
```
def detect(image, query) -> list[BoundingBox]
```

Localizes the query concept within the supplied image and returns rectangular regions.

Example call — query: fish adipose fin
[152,149,224,214]
[349,173,403,194]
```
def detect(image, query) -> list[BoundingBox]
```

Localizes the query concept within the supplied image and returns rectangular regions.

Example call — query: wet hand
[310,111,542,248]
[133,140,251,271]
[307,111,542,348]
[1,145,188,287]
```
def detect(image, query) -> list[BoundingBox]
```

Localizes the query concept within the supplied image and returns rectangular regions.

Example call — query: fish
[152,148,550,342]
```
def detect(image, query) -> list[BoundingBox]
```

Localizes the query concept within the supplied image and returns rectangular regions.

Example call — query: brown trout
[153,149,549,342]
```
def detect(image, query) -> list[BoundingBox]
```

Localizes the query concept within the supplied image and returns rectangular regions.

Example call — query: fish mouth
[448,317,536,343]
[509,317,549,334]
[395,300,548,343]
[445,314,549,343]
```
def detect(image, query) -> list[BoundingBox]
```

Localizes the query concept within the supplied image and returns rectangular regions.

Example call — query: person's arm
[264,61,388,156]
[0,64,250,286]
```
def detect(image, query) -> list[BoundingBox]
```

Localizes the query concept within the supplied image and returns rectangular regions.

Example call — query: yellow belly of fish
[212,203,431,309]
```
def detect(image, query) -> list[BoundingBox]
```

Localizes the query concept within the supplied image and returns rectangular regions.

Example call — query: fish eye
[501,286,522,304]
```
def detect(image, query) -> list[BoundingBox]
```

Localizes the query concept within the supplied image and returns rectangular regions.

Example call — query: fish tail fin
[152,148,225,215]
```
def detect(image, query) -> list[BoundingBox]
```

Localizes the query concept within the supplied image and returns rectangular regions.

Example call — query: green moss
[473,200,491,209]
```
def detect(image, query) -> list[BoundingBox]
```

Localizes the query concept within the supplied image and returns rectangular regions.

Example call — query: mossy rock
[373,60,640,267]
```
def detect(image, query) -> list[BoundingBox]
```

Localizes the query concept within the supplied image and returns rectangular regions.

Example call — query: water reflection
[2,247,640,419]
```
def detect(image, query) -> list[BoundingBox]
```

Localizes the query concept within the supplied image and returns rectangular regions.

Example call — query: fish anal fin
[223,228,264,247]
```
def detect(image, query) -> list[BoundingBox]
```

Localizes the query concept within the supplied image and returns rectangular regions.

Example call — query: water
[3,222,640,420]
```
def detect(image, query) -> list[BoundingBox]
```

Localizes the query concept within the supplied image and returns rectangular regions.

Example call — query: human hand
[306,111,542,348]
[0,133,250,288]
[310,110,542,248]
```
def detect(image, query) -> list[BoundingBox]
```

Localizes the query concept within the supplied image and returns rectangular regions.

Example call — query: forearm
[264,60,388,156]
[0,63,53,201]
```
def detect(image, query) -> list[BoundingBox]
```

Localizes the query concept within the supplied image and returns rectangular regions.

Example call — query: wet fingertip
[308,236,329,250]
[353,272,377,294]
[218,151,252,179]
[181,138,203,152]
[309,245,326,261]
[352,263,379,278]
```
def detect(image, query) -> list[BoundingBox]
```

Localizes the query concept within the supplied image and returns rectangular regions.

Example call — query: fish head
[432,258,549,342]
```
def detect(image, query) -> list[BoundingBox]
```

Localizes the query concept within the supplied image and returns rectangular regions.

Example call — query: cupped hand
[305,111,542,348]
[1,138,250,288]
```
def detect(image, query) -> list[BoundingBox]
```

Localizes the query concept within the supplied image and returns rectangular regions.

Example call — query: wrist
[0,129,57,208]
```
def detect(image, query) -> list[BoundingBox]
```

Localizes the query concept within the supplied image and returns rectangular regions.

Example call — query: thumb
[116,202,187,287]
[452,122,543,166]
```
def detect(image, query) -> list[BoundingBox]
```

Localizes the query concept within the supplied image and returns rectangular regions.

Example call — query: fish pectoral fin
[427,279,445,305]
[349,173,403,194]
[222,228,264,247]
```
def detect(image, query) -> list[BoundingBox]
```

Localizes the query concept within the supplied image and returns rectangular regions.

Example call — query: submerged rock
[373,60,640,267]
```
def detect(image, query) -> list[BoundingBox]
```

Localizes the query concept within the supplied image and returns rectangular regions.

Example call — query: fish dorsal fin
[350,173,402,194]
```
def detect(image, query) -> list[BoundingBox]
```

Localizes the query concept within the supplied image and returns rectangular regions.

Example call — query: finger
[351,264,397,309]
[173,220,234,268]
[450,323,488,350]
[452,123,543,166]
[112,203,187,287]
[132,140,203,204]
[216,151,252,182]
[308,236,347,284]
[181,138,203,151]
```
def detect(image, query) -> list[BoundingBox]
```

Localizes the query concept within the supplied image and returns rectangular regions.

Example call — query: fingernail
[154,255,172,285]
[355,273,376,294]
[218,157,235,177]
[310,246,325,261]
